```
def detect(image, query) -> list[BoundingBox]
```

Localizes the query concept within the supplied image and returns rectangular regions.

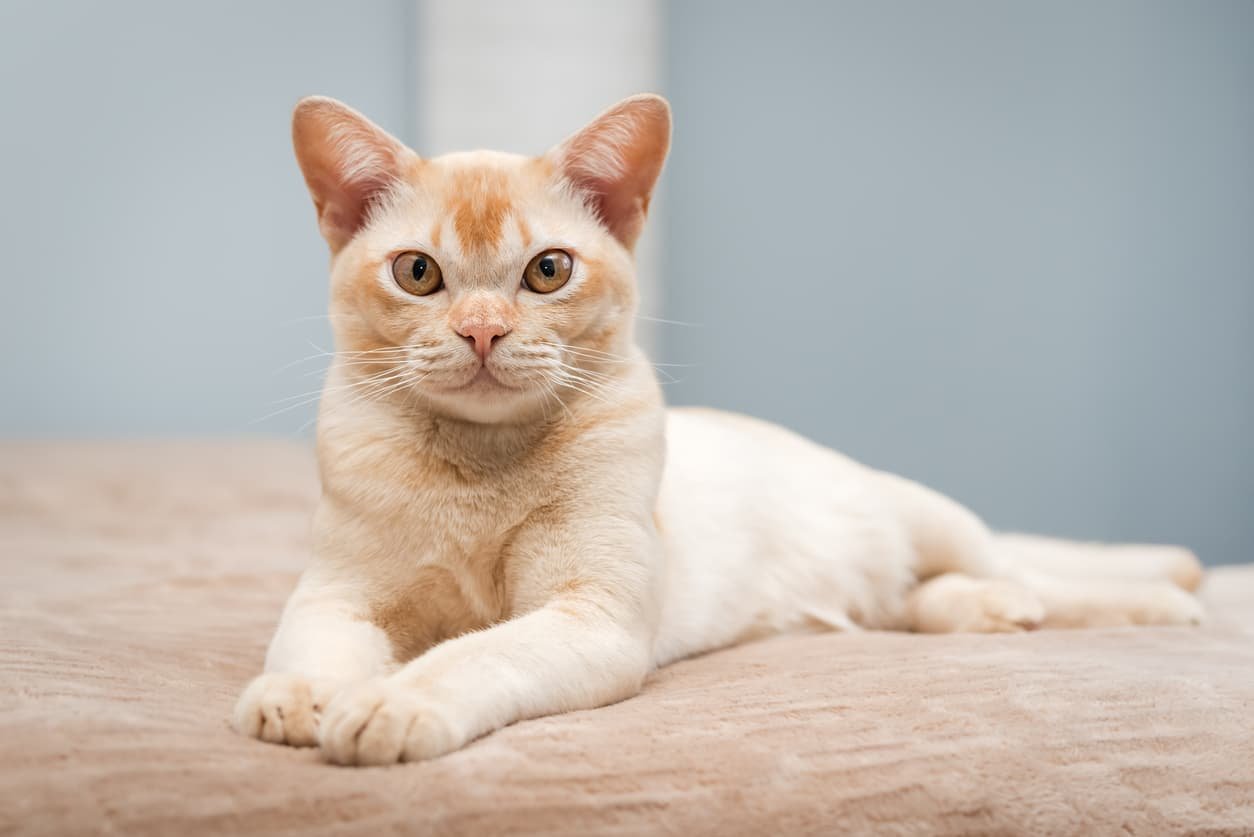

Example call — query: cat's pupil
[540,258,556,278]
[411,257,426,280]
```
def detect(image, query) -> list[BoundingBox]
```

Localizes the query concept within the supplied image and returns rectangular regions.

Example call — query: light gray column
[415,0,666,351]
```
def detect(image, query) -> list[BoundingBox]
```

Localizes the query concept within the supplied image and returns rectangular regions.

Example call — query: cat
[233,93,1205,766]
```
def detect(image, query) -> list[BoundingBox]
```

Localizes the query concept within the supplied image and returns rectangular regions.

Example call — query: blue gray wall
[663,1,1254,564]
[0,0,412,435]
[1,2,1250,565]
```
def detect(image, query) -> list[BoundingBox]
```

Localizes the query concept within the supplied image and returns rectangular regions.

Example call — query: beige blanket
[3,441,1252,836]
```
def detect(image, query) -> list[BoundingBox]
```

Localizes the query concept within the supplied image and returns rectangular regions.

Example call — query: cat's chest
[318,426,580,658]
[401,469,548,556]
[353,468,554,661]
[367,544,508,664]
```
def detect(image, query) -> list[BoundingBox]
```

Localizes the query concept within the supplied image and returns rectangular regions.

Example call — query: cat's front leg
[318,518,658,765]
[233,571,396,747]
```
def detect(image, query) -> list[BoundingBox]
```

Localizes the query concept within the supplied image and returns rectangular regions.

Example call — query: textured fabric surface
[2,441,1253,836]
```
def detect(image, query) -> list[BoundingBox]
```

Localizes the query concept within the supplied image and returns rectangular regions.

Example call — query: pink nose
[457,322,510,361]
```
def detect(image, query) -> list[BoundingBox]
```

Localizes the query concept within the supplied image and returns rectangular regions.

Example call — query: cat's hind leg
[870,470,1205,630]
[901,572,1203,633]
[869,470,1007,581]
[870,471,1049,633]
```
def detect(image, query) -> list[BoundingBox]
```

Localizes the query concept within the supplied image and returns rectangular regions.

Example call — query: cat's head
[292,94,670,425]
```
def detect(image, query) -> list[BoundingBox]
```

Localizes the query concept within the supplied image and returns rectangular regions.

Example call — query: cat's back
[661,406,863,487]
[658,406,871,538]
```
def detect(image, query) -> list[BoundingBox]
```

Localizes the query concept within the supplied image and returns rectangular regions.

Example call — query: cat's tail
[992,533,1204,592]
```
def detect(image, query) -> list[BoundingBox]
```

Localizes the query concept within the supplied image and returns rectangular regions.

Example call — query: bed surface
[3,441,1253,836]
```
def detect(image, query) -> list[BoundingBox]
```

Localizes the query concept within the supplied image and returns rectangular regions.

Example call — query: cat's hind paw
[1126,584,1206,627]
[907,574,1046,634]
[971,580,1048,633]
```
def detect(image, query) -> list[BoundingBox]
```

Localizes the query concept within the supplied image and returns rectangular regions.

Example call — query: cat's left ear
[548,94,671,251]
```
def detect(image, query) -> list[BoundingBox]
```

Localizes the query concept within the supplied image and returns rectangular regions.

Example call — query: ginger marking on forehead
[515,213,533,250]
[448,167,514,253]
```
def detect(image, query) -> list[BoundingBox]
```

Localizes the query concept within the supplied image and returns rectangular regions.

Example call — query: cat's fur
[234,94,1205,766]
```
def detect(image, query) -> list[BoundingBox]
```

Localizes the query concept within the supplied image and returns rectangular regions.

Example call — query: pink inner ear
[554,98,670,250]
[311,165,395,248]
[292,98,411,252]
[309,139,406,251]
[566,164,650,249]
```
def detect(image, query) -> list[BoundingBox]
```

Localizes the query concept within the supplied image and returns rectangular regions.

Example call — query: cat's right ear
[291,97,417,252]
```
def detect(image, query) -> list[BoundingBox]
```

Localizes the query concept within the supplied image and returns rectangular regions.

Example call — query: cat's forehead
[428,149,534,172]
[408,151,562,258]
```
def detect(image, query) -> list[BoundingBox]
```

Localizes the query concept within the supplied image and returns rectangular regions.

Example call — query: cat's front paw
[232,672,341,747]
[319,678,460,766]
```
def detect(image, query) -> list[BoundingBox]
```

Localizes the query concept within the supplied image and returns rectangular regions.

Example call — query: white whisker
[635,314,702,327]
[270,366,399,406]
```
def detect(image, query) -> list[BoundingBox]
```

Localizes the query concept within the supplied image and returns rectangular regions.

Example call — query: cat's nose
[456,322,510,361]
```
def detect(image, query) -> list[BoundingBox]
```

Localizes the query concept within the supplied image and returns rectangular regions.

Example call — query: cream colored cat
[233,94,1205,766]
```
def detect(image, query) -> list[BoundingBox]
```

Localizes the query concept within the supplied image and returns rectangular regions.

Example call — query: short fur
[234,94,1205,765]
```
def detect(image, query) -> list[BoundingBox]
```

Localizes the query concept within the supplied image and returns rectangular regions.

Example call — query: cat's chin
[446,367,518,394]
[419,375,548,425]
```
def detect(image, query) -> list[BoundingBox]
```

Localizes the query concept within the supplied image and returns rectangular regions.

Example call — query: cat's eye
[523,250,573,294]
[391,251,443,296]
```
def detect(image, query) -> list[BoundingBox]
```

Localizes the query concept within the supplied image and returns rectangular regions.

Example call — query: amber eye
[391,251,443,296]
[523,250,574,294]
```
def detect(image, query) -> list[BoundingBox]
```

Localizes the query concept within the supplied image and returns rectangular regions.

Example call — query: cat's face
[293,96,670,424]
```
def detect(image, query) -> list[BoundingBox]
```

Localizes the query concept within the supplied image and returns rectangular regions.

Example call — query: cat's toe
[976,582,1046,632]
[233,672,340,747]
[1130,585,1206,627]
[907,575,1046,633]
[319,679,459,766]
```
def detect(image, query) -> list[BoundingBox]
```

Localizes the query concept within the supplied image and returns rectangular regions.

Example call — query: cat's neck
[317,361,656,476]
[413,407,563,474]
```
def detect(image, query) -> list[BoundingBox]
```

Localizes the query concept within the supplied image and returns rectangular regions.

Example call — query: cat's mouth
[441,366,520,394]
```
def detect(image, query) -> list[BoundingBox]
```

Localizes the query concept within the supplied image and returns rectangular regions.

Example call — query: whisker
[250,393,331,426]
[538,339,695,369]
[278,312,356,327]
[552,356,679,387]
[537,341,629,361]
[269,367,399,406]
[267,363,403,411]
[300,357,419,378]
[553,361,627,387]
[552,372,617,407]
[273,341,417,375]
[272,341,335,375]
[635,314,703,328]
[295,370,426,433]
[543,380,575,422]
[553,361,619,383]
